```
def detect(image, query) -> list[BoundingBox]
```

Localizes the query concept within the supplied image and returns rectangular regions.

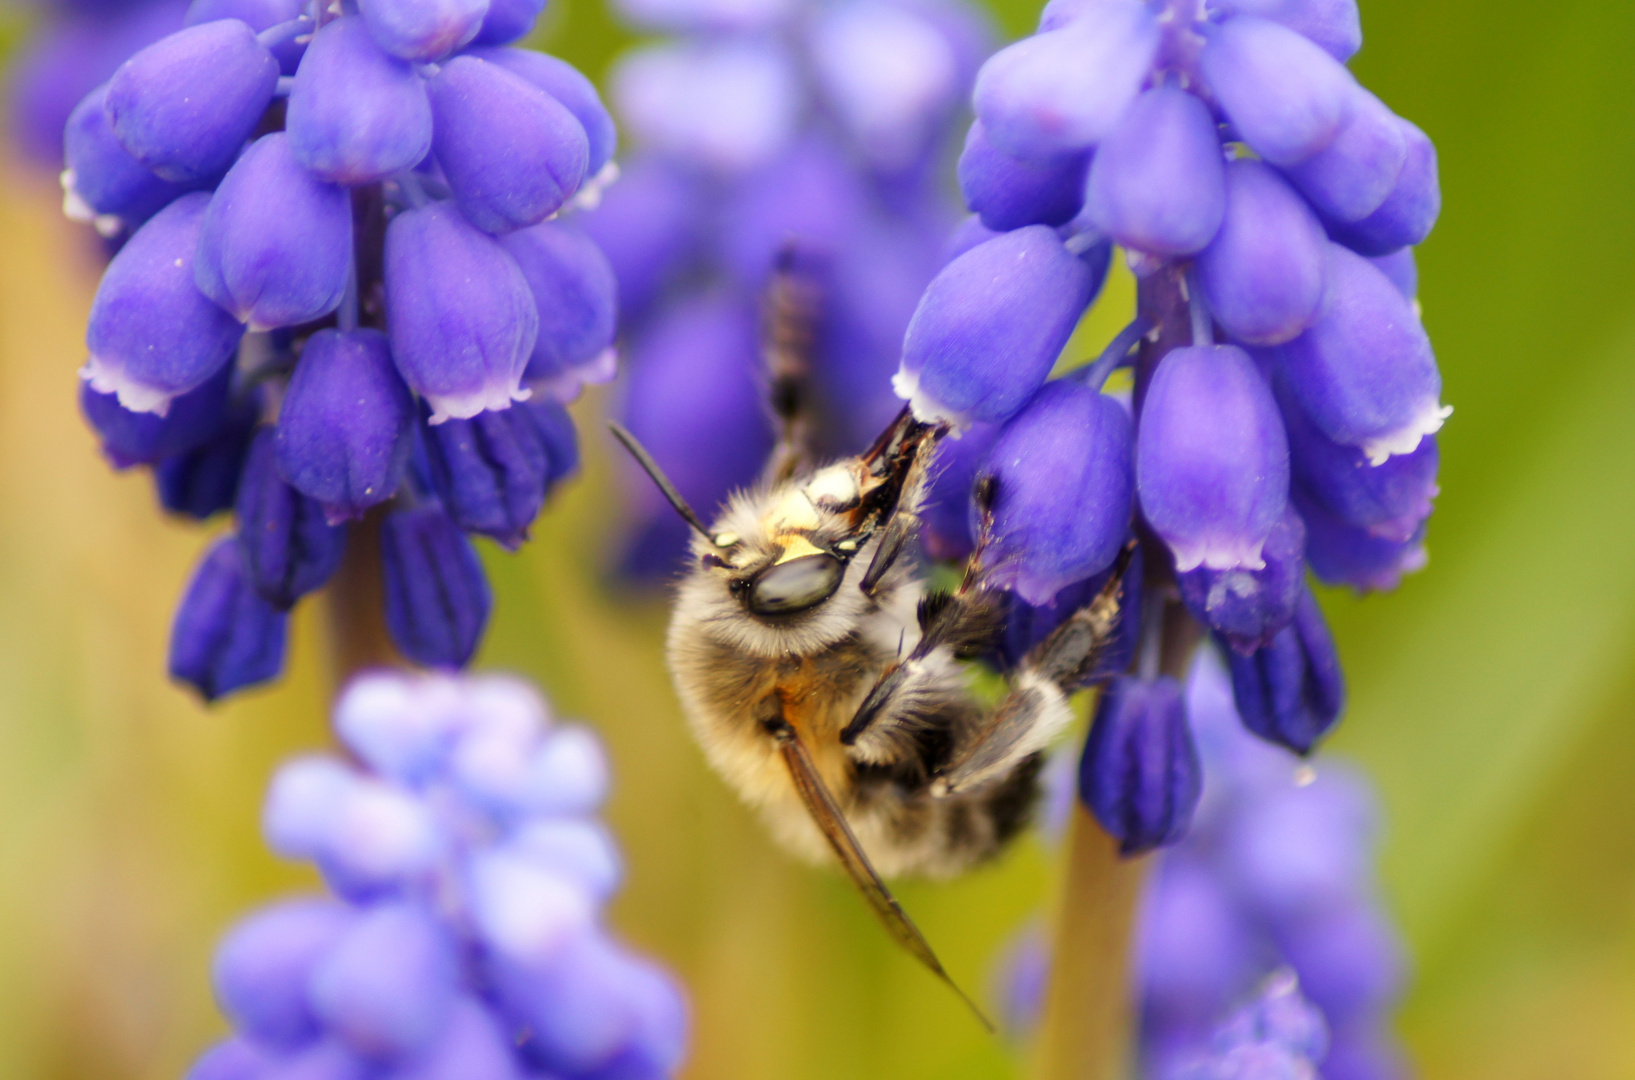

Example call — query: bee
[611,259,1130,1025]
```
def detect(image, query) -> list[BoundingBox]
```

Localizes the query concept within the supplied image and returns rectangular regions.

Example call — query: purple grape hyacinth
[53,0,608,697]
[586,0,993,576]
[911,0,1444,816]
[994,652,1407,1080]
[190,671,689,1080]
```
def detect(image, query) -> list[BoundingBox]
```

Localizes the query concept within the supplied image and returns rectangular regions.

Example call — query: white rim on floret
[1361,398,1452,466]
[80,354,176,415]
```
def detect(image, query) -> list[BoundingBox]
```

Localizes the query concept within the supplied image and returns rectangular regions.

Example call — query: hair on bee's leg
[760,245,822,485]
[930,547,1136,797]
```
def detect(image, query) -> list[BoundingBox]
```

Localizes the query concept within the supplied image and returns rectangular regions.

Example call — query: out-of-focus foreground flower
[189,671,688,1080]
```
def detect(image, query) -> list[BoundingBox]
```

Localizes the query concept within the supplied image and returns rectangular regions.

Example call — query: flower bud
[957,120,1089,232]
[169,535,289,700]
[1085,86,1227,257]
[195,133,353,330]
[921,422,1000,562]
[1325,117,1440,255]
[1079,675,1201,854]
[420,399,574,549]
[184,0,308,72]
[1200,15,1355,166]
[472,0,548,44]
[1282,386,1437,541]
[275,328,414,522]
[894,226,1095,428]
[499,220,617,399]
[1195,160,1326,346]
[470,47,618,176]
[1282,87,1407,226]
[62,83,196,231]
[83,192,246,415]
[384,202,539,422]
[1178,505,1305,654]
[287,16,433,185]
[308,902,458,1059]
[212,899,355,1049]
[972,4,1160,158]
[428,55,589,234]
[1369,247,1417,299]
[380,506,492,667]
[1217,0,1361,61]
[235,429,348,609]
[81,361,233,468]
[1278,242,1447,462]
[466,852,596,964]
[105,21,280,183]
[492,931,653,1072]
[1137,345,1290,572]
[156,403,258,519]
[358,0,488,60]
[1296,490,1427,592]
[977,381,1133,604]
[1223,586,1344,753]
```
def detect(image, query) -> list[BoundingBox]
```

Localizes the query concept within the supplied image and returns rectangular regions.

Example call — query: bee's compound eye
[747,553,844,616]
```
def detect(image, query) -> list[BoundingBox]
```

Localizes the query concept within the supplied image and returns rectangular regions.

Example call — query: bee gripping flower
[275,328,415,524]
[976,380,1134,604]
[1136,344,1291,574]
[286,16,434,185]
[894,225,1097,428]
[83,192,246,415]
[104,19,280,184]
[169,535,289,701]
[1079,674,1202,855]
[194,133,355,331]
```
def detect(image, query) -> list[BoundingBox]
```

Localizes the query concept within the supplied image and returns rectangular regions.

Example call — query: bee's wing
[777,729,995,1033]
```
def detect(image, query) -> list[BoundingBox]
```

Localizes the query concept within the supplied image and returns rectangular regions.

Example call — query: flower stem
[1034,808,1149,1080]
[323,507,401,682]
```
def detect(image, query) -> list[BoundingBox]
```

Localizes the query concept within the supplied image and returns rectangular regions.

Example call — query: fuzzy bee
[612,264,1131,1023]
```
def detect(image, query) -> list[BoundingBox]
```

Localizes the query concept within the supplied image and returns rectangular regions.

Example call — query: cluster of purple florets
[581,0,991,575]
[189,672,688,1080]
[909,0,1442,853]
[1001,652,1406,1080]
[60,0,619,698]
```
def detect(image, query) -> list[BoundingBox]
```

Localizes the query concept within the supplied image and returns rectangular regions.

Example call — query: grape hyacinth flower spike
[190,672,690,1078]
[60,0,615,697]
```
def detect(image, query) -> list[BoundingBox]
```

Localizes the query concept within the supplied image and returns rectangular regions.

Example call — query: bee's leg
[761,246,821,485]
[931,554,1133,796]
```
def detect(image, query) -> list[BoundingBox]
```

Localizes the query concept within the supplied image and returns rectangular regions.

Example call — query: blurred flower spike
[910,0,1444,844]
[190,671,689,1080]
[996,652,1407,1079]
[54,0,610,697]
[586,0,993,576]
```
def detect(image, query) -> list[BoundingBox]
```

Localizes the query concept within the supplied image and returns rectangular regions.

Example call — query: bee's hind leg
[930,549,1136,797]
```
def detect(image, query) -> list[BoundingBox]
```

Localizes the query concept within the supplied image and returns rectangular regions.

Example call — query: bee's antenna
[608,422,721,544]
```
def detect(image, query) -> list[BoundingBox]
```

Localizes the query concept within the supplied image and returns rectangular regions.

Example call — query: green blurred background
[0,0,1632,1076]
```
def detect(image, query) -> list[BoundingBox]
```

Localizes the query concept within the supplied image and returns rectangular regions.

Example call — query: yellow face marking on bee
[766,487,822,533]
[772,534,826,565]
